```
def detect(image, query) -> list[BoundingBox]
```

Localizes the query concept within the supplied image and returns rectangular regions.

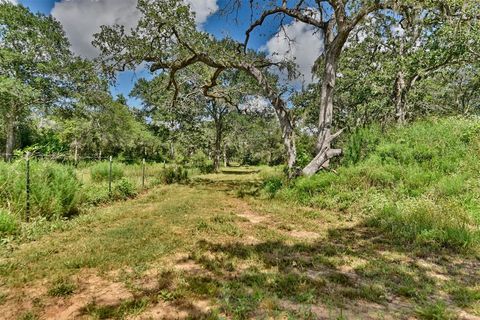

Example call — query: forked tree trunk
[302,48,342,176]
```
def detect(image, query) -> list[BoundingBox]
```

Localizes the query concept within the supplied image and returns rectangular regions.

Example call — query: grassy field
[0,166,479,320]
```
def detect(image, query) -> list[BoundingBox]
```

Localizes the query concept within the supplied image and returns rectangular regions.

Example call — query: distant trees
[0,2,160,161]
[0,3,73,160]
[94,0,299,175]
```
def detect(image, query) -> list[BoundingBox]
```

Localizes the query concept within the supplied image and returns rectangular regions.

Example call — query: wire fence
[0,152,168,222]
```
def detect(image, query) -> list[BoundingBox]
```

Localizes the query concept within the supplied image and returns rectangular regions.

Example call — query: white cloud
[52,0,218,58]
[186,0,218,25]
[263,20,324,85]
[2,0,18,4]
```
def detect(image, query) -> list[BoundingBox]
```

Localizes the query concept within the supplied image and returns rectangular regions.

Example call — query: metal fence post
[109,156,113,197]
[25,152,31,222]
[142,158,146,189]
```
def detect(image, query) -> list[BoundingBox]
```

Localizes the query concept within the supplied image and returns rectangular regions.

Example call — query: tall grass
[0,160,81,220]
[272,117,480,251]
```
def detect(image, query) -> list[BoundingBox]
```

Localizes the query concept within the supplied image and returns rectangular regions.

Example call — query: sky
[12,0,323,107]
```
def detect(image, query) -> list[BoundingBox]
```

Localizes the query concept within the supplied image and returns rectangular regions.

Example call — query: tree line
[1,0,479,175]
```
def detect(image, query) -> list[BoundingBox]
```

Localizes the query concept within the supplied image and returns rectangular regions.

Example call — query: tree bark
[223,143,227,167]
[5,114,15,162]
[213,117,223,172]
[393,71,407,125]
[273,100,297,176]
[302,33,345,176]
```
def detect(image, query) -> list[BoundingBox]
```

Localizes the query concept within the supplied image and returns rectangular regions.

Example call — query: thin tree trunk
[169,141,175,159]
[213,118,222,172]
[274,104,297,177]
[223,143,227,167]
[394,71,407,125]
[5,115,15,162]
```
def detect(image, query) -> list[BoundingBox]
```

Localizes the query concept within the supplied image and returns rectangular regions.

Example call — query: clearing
[1,169,479,320]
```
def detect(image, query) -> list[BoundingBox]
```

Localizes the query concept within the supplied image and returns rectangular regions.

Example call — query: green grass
[0,173,479,319]
[274,117,480,251]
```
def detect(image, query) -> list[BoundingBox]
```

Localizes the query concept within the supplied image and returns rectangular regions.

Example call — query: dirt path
[1,173,479,319]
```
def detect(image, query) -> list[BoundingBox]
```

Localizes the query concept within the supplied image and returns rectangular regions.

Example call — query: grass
[272,117,480,251]
[1,118,480,318]
[0,168,478,319]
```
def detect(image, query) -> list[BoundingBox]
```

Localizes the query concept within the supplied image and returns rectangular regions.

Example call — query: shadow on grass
[186,224,480,319]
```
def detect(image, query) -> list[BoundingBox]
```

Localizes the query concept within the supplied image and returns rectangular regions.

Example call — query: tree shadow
[187,224,480,318]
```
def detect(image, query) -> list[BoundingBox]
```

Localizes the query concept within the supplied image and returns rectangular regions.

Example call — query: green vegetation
[1,0,480,319]
[90,162,125,182]
[273,117,480,251]
[0,160,80,219]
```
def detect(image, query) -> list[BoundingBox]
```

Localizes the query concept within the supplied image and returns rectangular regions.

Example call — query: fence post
[25,152,31,222]
[142,158,146,189]
[109,156,113,197]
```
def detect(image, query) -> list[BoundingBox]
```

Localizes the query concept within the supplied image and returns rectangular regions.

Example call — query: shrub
[82,183,110,205]
[0,160,80,219]
[263,176,284,198]
[160,166,189,184]
[342,126,381,165]
[90,162,124,182]
[0,209,19,237]
[191,151,215,174]
[113,178,137,200]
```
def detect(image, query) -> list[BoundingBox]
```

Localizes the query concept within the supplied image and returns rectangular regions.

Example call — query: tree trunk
[5,115,15,162]
[223,143,227,167]
[169,141,175,159]
[302,49,341,176]
[394,71,407,125]
[213,118,222,172]
[274,103,297,177]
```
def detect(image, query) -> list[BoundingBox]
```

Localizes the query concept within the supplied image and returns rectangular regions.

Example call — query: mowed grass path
[1,170,479,319]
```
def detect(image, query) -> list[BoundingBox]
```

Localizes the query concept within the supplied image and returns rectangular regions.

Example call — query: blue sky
[17,0,319,107]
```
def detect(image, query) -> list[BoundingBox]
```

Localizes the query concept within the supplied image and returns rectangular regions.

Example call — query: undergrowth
[267,117,480,251]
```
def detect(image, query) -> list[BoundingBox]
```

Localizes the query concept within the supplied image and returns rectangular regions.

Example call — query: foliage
[113,178,137,200]
[0,208,18,237]
[191,151,215,174]
[160,166,189,184]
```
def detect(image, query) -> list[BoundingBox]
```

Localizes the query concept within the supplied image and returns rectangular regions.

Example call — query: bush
[0,160,80,219]
[263,175,284,198]
[0,209,19,237]
[90,162,124,182]
[113,178,137,200]
[160,166,189,184]
[191,152,215,174]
